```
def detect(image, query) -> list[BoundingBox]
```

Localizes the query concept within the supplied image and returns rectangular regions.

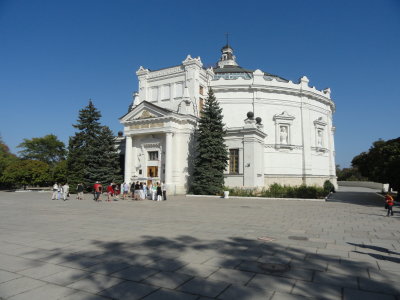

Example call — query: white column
[124,136,132,183]
[165,132,173,185]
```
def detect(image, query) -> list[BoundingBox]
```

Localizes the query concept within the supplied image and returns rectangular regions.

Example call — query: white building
[119,44,337,194]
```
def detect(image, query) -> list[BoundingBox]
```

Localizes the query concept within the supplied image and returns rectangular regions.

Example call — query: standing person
[162,182,167,201]
[114,184,120,199]
[156,182,162,201]
[62,183,70,201]
[106,183,114,202]
[134,181,140,200]
[51,182,58,200]
[130,182,136,200]
[57,184,63,200]
[93,181,102,202]
[76,183,84,200]
[142,183,147,200]
[122,182,129,200]
[152,183,157,201]
[385,193,395,216]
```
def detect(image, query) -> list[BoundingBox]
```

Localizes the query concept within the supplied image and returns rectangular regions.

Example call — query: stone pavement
[0,188,399,300]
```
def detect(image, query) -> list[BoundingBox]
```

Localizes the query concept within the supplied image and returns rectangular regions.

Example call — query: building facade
[119,44,337,194]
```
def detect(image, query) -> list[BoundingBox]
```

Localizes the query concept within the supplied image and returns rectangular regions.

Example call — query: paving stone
[218,285,274,300]
[67,273,123,294]
[17,263,72,279]
[247,273,295,293]
[271,291,316,300]
[0,277,46,299]
[146,258,187,272]
[7,283,77,300]
[208,268,254,284]
[98,281,158,299]
[110,264,159,281]
[203,256,243,269]
[0,269,22,284]
[85,260,131,275]
[62,290,111,300]
[292,281,341,300]
[178,277,230,298]
[343,288,396,300]
[143,271,192,289]
[176,263,219,278]
[359,277,400,295]
[41,268,91,285]
[313,271,358,289]
[142,288,198,300]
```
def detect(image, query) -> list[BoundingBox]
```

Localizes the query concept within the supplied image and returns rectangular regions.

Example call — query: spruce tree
[191,88,228,195]
[67,101,122,191]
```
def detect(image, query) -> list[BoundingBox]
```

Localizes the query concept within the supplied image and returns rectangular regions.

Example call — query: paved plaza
[0,187,399,300]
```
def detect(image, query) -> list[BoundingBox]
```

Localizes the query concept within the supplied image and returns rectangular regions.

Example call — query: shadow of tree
[328,191,387,207]
[21,234,400,299]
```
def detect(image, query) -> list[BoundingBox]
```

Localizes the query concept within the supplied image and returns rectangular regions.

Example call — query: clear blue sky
[1,0,399,168]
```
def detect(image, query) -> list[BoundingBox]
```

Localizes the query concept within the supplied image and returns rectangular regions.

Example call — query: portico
[120,101,197,194]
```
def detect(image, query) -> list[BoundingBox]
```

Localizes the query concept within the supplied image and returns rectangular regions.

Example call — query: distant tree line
[0,101,122,191]
[336,137,400,191]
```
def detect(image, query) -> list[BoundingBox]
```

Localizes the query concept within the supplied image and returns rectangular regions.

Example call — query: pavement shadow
[21,235,400,299]
[328,191,387,207]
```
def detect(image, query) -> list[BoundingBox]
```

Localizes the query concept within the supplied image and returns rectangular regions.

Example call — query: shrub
[323,180,335,193]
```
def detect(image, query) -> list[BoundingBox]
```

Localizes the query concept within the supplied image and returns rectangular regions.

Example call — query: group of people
[51,182,70,201]
[92,181,167,202]
[121,181,167,201]
[51,181,167,202]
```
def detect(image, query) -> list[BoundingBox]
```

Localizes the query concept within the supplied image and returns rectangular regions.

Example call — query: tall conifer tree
[191,88,228,195]
[67,101,122,190]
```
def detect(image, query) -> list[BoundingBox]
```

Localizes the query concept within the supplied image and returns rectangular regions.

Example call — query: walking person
[57,184,62,200]
[162,182,167,201]
[93,181,102,202]
[76,183,84,200]
[106,183,114,202]
[385,193,395,216]
[51,182,58,200]
[62,183,69,201]
[156,182,163,201]
[122,182,129,200]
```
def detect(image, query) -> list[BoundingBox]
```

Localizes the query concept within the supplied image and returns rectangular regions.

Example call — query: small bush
[323,180,335,193]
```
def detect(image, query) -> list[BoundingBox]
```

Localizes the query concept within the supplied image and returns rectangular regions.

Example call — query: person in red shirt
[93,181,102,202]
[106,183,114,202]
[385,194,394,216]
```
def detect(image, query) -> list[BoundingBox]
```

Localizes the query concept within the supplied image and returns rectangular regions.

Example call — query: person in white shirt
[51,183,58,200]
[62,183,70,201]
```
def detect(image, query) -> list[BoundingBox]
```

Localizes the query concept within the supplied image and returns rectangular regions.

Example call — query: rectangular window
[148,151,159,161]
[175,82,183,98]
[229,149,239,174]
[162,84,170,100]
[199,85,204,95]
[151,87,158,101]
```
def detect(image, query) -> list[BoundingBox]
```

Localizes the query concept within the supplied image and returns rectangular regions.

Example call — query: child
[385,194,394,216]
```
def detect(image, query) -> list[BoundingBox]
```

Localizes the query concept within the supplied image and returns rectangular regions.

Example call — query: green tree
[352,137,400,191]
[191,88,228,195]
[67,100,122,191]
[336,165,367,181]
[1,160,51,187]
[53,160,68,183]
[17,134,66,166]
[0,137,18,188]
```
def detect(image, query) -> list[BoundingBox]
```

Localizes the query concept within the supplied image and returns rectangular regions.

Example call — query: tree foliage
[1,160,51,187]
[336,165,367,181]
[17,134,66,165]
[67,101,122,191]
[352,137,400,190]
[0,137,18,188]
[191,88,228,195]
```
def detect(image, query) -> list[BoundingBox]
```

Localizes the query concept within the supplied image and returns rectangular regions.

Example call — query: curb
[185,194,326,202]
